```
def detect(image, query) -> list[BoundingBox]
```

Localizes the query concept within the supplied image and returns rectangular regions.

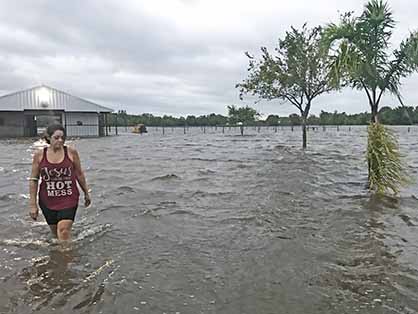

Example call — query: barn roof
[0,85,113,113]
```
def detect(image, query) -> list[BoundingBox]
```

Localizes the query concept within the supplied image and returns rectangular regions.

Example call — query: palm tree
[322,0,418,194]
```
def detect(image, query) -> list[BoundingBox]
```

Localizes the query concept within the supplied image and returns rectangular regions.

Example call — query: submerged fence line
[107,125,418,135]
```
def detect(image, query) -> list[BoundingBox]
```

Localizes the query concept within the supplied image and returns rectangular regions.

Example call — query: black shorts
[39,202,78,225]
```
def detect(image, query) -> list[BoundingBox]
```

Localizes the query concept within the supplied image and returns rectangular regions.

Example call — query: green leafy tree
[415,106,418,123]
[350,112,371,125]
[237,24,334,148]
[289,113,301,125]
[323,0,418,194]
[307,114,320,125]
[279,116,291,126]
[186,115,197,126]
[207,113,228,126]
[227,105,260,125]
[265,114,280,126]
[197,115,209,126]
[379,106,398,124]
[393,106,414,124]
[319,110,333,125]
[381,105,414,125]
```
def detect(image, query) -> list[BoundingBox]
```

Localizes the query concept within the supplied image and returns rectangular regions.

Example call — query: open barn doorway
[35,114,62,135]
[23,110,63,137]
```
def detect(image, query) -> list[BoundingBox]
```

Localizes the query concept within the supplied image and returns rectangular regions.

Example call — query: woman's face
[50,130,65,148]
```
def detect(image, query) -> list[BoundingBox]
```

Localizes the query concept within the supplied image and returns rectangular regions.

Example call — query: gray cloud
[0,0,417,116]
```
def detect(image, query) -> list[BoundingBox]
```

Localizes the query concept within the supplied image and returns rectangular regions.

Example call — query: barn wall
[65,112,99,137]
[0,112,24,137]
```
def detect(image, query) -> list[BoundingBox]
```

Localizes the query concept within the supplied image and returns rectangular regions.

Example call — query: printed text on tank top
[41,147,73,195]
[38,146,80,210]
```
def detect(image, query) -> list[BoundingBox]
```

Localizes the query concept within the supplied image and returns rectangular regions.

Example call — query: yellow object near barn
[132,124,147,134]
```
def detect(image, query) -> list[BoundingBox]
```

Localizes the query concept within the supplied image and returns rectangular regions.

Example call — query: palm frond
[367,123,410,195]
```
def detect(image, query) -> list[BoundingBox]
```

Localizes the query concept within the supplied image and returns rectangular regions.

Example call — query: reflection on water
[22,245,80,310]
[0,126,418,313]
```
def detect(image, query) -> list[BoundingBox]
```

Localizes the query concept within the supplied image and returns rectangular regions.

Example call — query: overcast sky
[1,0,417,117]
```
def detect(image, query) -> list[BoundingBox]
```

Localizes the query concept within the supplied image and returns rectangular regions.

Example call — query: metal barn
[0,85,114,138]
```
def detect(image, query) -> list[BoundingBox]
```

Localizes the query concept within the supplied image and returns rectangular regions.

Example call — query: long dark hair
[43,124,66,144]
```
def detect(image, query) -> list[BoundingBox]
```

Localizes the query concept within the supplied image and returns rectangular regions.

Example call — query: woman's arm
[70,148,91,207]
[29,151,41,220]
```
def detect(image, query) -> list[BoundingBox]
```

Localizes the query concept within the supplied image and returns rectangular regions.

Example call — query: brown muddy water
[0,126,417,314]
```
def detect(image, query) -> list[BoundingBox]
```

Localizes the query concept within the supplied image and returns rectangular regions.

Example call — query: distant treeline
[110,106,418,127]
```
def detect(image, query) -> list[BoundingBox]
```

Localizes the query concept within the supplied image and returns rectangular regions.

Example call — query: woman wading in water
[28,124,91,240]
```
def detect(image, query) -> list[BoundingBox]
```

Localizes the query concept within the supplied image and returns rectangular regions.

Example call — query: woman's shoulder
[32,148,44,163]
[66,144,77,152]
[34,148,45,157]
[66,145,79,161]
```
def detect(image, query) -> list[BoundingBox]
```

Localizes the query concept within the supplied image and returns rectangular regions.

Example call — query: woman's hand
[84,192,91,208]
[29,204,39,220]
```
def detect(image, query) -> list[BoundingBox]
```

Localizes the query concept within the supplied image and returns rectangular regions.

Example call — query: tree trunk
[301,102,311,149]
[302,120,307,149]
[371,104,378,123]
[367,130,371,187]
[368,103,378,187]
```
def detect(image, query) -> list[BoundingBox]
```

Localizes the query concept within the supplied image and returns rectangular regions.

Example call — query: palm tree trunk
[368,103,378,186]
[371,104,379,123]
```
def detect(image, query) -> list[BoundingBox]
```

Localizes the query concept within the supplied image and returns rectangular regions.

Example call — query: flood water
[0,126,418,314]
